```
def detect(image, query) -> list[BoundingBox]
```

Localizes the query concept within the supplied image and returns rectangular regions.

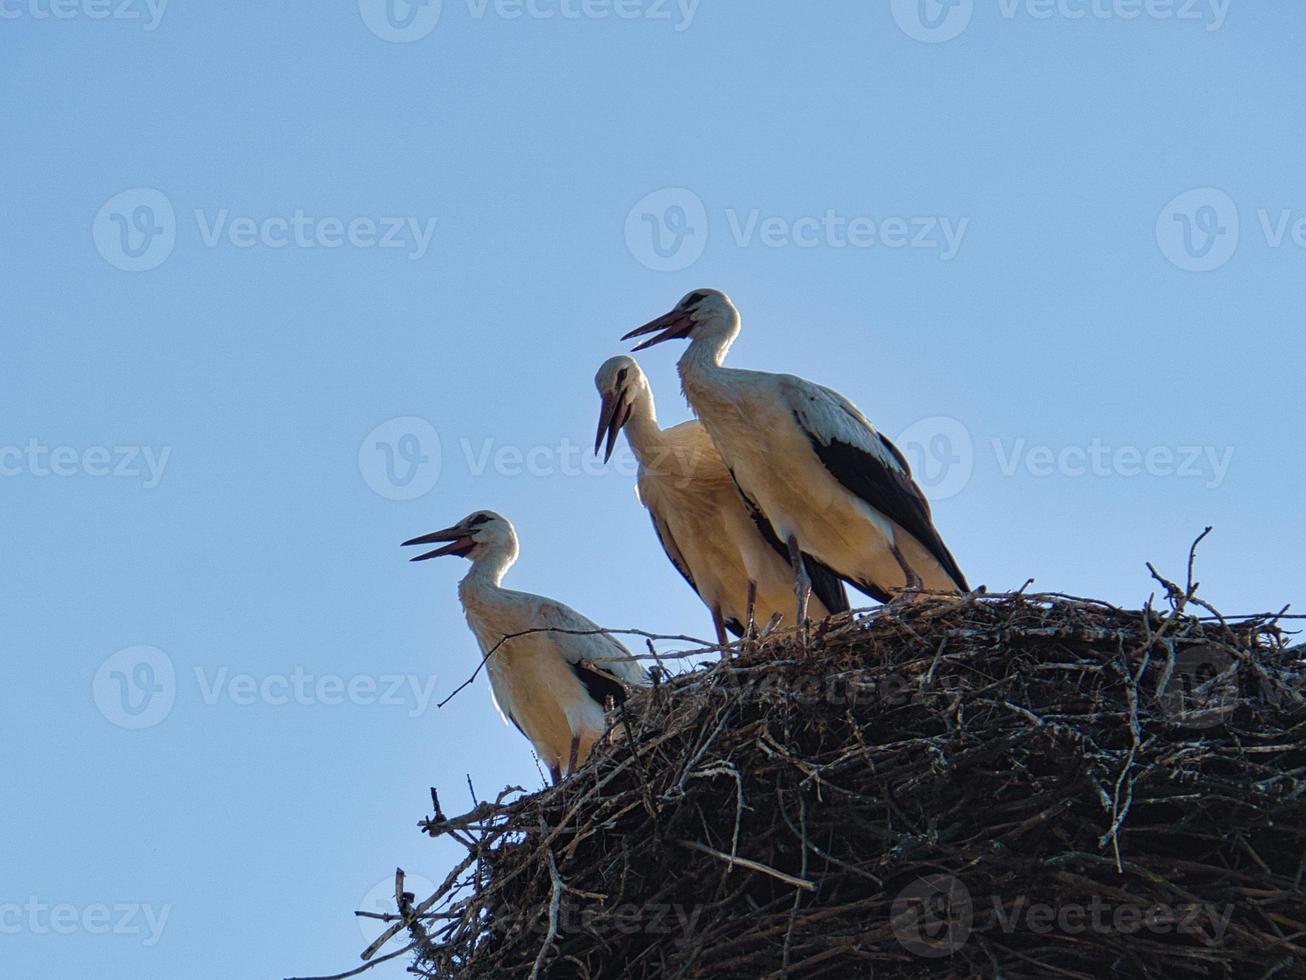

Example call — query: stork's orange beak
[594,388,633,463]
[402,525,475,561]
[621,306,694,352]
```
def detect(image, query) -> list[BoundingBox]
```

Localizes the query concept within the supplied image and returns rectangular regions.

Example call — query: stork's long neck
[456,540,523,651]
[677,323,737,405]
[620,386,664,461]
[458,546,516,595]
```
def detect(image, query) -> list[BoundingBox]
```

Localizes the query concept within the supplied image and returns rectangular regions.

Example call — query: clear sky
[2,2,1302,977]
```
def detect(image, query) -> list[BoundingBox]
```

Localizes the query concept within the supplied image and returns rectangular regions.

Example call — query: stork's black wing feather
[571,661,629,708]
[804,424,968,592]
[648,510,699,597]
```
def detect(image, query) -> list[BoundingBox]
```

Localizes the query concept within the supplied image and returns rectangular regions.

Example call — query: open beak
[621,306,694,352]
[401,525,475,562]
[594,388,632,463]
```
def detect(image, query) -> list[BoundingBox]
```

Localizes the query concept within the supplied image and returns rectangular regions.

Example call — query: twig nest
[410,593,1305,979]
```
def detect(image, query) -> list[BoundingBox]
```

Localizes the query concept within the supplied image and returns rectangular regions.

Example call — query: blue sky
[2,2,1302,977]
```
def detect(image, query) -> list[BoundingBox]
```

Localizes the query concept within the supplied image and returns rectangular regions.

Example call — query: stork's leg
[712,606,728,650]
[786,535,812,629]
[549,763,563,786]
[712,607,732,662]
[890,543,923,605]
[745,581,757,638]
[566,736,580,777]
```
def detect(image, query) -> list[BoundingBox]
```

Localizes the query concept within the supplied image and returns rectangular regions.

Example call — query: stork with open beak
[621,290,969,621]
[403,510,650,784]
[593,355,849,645]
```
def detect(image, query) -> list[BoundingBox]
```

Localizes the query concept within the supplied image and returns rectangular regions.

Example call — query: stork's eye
[616,368,628,384]
[682,291,707,308]
[468,514,491,527]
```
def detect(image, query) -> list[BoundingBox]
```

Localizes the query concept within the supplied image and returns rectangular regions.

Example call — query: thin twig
[677,839,816,891]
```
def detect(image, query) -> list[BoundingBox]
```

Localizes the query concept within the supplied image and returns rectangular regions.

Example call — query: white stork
[593,355,849,645]
[403,510,650,783]
[622,290,969,621]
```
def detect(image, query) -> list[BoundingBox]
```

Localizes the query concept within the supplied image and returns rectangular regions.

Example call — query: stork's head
[621,288,739,352]
[593,355,648,463]
[402,510,517,564]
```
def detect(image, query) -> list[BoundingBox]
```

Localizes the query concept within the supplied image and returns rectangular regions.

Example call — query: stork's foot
[740,581,763,654]
[887,544,924,610]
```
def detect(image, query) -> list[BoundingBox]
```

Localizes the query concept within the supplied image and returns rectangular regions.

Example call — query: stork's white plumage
[593,356,848,644]
[403,510,649,783]
[622,290,969,617]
